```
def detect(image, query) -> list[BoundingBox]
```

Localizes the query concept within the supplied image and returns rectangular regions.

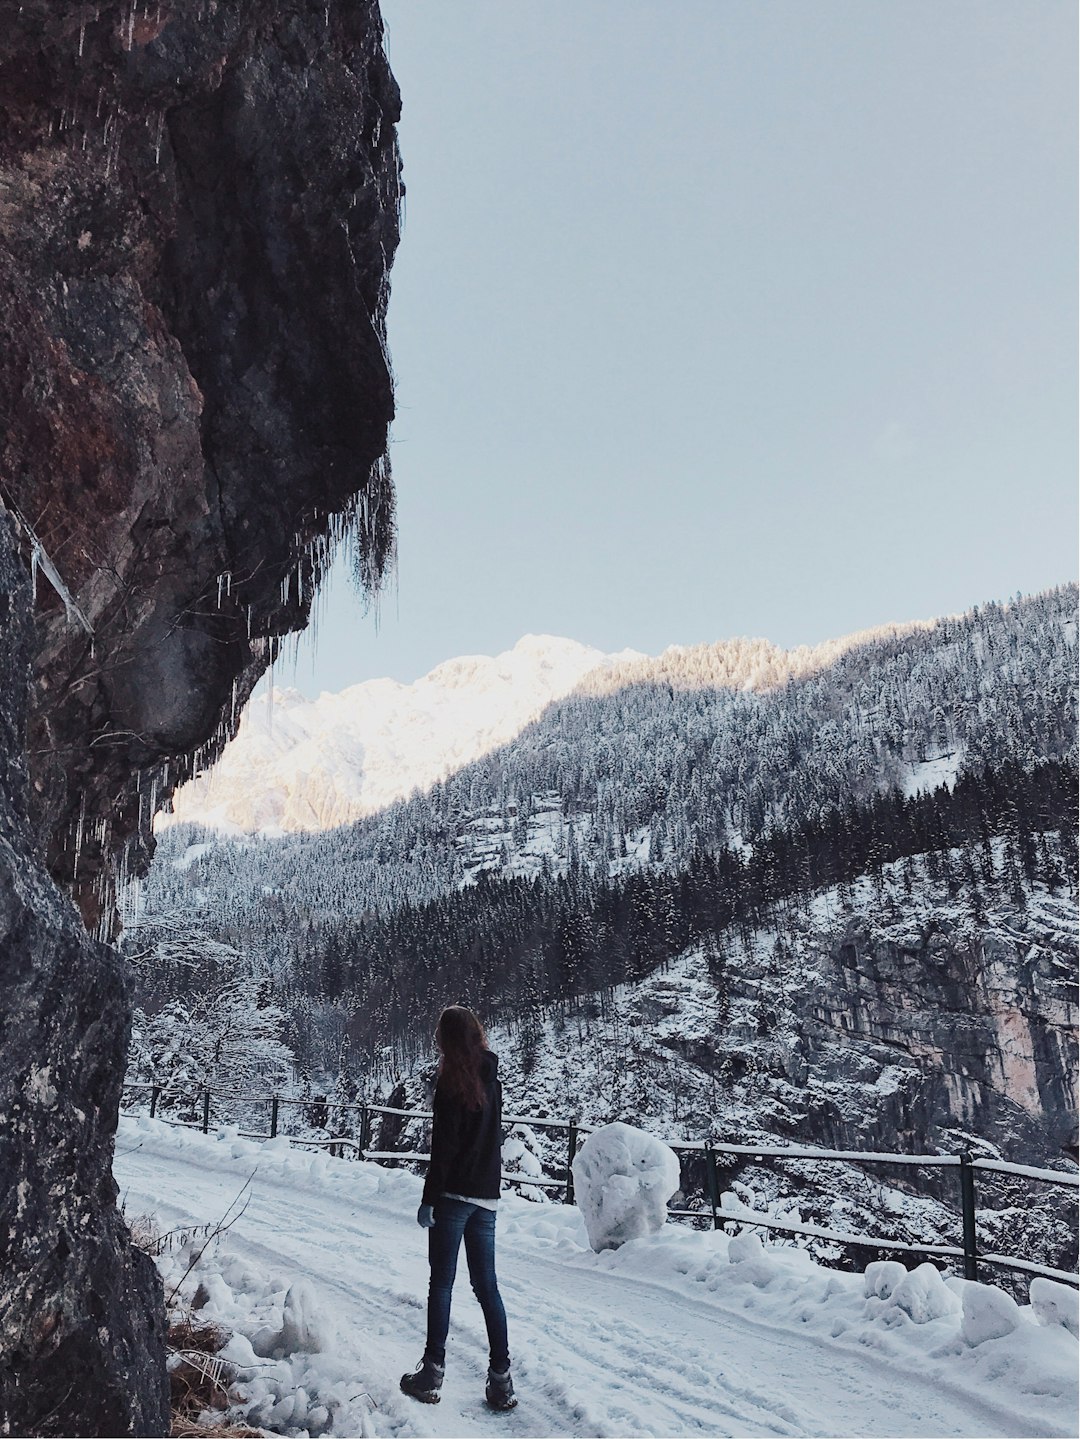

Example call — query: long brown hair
[435,1005,489,1111]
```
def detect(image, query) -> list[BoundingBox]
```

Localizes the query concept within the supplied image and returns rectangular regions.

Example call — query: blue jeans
[424,1197,509,1371]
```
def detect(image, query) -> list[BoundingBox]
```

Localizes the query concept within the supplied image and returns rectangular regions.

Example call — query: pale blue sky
[283,0,1077,694]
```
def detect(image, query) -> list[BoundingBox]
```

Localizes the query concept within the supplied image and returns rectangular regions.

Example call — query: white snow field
[114,1117,1078,1439]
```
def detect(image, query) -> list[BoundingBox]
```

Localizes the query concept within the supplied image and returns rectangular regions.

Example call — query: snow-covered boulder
[726,1230,782,1287]
[959,1281,1022,1346]
[572,1122,680,1252]
[1030,1278,1079,1338]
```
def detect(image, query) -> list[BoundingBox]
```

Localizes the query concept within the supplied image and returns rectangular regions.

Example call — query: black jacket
[422,1050,502,1204]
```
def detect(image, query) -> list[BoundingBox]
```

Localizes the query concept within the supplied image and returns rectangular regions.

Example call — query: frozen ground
[115,1117,1077,1439]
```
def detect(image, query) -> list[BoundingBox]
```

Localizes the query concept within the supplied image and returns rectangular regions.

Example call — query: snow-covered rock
[572,1121,680,1252]
[1030,1276,1080,1337]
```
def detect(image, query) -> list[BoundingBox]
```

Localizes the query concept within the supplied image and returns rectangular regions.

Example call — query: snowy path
[114,1119,1077,1439]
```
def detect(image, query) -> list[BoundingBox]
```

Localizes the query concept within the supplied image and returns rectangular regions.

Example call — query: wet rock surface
[0,1,400,1430]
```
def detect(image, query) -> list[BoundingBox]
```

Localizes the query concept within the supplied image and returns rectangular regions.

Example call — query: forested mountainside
[141,585,1076,973]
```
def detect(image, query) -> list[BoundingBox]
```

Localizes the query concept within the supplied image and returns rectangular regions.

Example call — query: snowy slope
[115,1116,1078,1439]
[163,637,642,833]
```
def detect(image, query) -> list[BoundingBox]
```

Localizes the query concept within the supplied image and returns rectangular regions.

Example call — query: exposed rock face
[0,518,170,1436]
[753,913,1078,1164]
[0,0,401,922]
[623,896,1077,1170]
[0,1,400,1431]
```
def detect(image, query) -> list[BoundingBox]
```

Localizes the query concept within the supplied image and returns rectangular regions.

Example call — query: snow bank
[572,1121,680,1252]
[866,1262,961,1325]
[157,1242,375,1436]
[116,1116,1078,1438]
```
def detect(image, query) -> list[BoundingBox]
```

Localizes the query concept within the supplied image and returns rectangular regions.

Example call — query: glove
[417,1203,436,1229]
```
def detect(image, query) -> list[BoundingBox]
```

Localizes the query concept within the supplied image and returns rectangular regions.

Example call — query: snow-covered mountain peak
[163,635,624,835]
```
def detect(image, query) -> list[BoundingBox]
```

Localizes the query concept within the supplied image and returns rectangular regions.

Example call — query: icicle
[78,20,86,56]
[73,799,86,880]
[24,529,93,634]
[266,647,275,733]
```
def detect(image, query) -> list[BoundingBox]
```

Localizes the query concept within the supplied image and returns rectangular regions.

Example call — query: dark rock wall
[0,2,400,1431]
[0,0,401,924]
[0,518,170,1436]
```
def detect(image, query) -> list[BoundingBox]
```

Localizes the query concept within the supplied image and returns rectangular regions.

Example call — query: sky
[281,0,1077,695]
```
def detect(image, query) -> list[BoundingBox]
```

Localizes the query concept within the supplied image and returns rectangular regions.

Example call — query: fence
[120,1082,1079,1289]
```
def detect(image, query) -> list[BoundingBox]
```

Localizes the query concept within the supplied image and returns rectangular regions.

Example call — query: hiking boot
[400,1356,445,1403]
[485,1365,517,1411]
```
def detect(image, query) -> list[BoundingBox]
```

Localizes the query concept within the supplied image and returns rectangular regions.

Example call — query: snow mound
[867,1261,961,1325]
[960,1280,1022,1346]
[863,1259,908,1300]
[1030,1276,1080,1337]
[572,1121,680,1252]
[157,1244,374,1436]
[281,1279,326,1354]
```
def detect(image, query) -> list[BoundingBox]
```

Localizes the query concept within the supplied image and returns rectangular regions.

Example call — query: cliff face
[745,910,1078,1165]
[0,0,400,923]
[0,2,400,1430]
[0,519,170,1435]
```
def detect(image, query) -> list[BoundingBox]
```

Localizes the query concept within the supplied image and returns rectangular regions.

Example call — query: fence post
[359,1104,370,1159]
[959,1151,978,1281]
[270,1095,280,1140]
[149,1086,160,1120]
[201,1089,210,1134]
[564,1118,579,1205]
[704,1140,720,1230]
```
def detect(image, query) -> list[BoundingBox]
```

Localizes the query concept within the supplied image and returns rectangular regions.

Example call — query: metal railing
[120,1082,1078,1288]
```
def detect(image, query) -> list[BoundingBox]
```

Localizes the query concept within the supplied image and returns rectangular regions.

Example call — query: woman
[400,1005,516,1411]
